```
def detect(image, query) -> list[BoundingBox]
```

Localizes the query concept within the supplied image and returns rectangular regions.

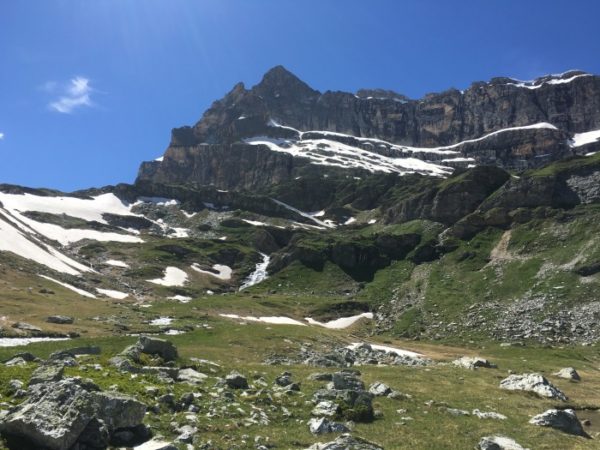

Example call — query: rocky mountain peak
[252,65,320,105]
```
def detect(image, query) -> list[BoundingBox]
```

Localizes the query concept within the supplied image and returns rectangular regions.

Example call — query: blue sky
[1,0,599,191]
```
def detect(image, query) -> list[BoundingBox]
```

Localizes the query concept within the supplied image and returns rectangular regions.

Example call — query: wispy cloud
[47,77,94,114]
[0,132,4,140]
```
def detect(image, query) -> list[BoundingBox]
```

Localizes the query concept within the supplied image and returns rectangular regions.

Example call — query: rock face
[529,409,587,437]
[499,373,567,400]
[137,66,600,191]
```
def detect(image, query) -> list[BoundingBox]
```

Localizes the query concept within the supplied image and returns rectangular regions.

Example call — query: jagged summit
[138,66,600,191]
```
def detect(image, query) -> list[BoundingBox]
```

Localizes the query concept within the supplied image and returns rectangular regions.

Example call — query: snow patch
[105,259,130,268]
[305,312,373,329]
[147,267,188,287]
[149,317,173,326]
[570,129,600,148]
[0,212,89,275]
[0,337,70,347]
[95,288,128,299]
[191,263,232,280]
[168,295,192,303]
[39,274,97,298]
[346,342,423,358]
[219,314,307,326]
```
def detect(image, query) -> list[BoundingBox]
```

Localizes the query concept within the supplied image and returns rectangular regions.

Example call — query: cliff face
[137,66,600,191]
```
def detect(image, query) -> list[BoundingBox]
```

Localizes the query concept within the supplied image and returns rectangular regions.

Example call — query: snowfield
[0,212,91,275]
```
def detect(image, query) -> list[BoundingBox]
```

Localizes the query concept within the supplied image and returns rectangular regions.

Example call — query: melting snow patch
[219,314,307,326]
[347,342,423,358]
[191,263,232,280]
[149,317,173,326]
[168,295,192,303]
[0,337,70,347]
[570,129,600,148]
[104,259,130,268]
[147,267,188,287]
[305,312,374,329]
[95,288,128,299]
[344,217,356,225]
[0,213,88,275]
[239,253,270,290]
[39,275,97,298]
[242,219,268,226]
[164,329,185,335]
[0,192,136,224]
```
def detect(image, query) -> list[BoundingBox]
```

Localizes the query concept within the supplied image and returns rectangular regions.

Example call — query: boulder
[0,379,95,450]
[499,373,567,400]
[328,371,365,391]
[368,382,391,397]
[29,363,64,385]
[177,368,208,384]
[553,367,581,381]
[478,436,529,450]
[472,409,507,420]
[306,433,383,450]
[529,409,587,437]
[311,401,340,417]
[11,322,42,332]
[452,356,497,370]
[0,378,146,450]
[308,417,349,435]
[225,371,249,389]
[136,336,178,362]
[46,315,74,324]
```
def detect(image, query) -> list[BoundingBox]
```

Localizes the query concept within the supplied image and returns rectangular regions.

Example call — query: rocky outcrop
[0,378,146,450]
[137,67,600,191]
[499,373,567,400]
[529,409,587,437]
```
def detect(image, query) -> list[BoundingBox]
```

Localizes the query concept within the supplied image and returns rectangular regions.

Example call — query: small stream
[239,253,270,290]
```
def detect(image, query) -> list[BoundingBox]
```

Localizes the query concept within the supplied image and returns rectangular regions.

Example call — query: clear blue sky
[1,0,599,191]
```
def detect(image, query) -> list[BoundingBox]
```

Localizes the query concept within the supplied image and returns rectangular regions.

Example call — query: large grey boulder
[0,379,95,450]
[136,336,178,362]
[478,436,529,450]
[46,315,74,324]
[306,433,383,450]
[0,378,146,450]
[529,409,587,436]
[499,373,567,400]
